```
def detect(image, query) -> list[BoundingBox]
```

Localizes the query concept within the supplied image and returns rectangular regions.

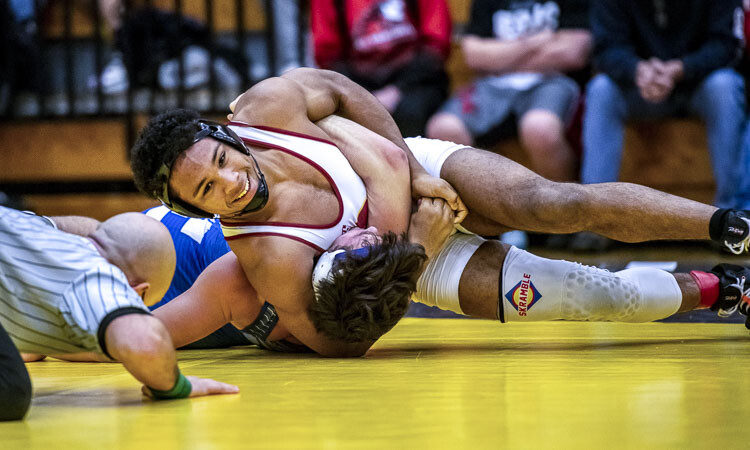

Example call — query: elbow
[385,144,409,172]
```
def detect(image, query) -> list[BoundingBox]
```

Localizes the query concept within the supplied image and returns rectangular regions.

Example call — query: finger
[454,199,468,224]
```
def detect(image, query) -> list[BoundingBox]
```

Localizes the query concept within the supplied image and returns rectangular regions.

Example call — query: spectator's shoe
[709,264,750,329]
[88,53,129,95]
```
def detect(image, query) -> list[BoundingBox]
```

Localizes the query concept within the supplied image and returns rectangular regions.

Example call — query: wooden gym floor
[2,243,750,449]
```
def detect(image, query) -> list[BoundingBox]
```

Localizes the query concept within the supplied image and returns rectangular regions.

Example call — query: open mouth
[235,177,250,202]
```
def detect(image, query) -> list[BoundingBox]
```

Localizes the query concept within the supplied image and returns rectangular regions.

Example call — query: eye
[218,151,226,166]
[203,182,213,196]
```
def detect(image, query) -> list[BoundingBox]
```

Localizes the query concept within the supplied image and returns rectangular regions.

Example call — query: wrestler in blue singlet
[143,206,250,348]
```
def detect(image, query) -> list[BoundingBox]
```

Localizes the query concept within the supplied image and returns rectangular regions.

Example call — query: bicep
[153,253,242,348]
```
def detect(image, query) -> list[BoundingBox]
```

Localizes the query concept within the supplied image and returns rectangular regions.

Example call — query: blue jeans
[581,69,747,208]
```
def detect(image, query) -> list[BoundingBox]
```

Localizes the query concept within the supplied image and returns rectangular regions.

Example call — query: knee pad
[412,232,485,315]
[501,247,682,323]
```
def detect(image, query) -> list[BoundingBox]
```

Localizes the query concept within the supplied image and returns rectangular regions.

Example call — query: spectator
[426,0,591,182]
[0,0,45,114]
[582,0,746,210]
[311,0,452,138]
[91,0,302,94]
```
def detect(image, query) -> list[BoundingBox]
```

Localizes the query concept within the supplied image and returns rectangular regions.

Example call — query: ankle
[689,270,719,309]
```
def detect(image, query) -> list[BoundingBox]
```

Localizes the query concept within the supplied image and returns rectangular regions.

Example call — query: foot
[712,210,750,254]
[709,264,750,328]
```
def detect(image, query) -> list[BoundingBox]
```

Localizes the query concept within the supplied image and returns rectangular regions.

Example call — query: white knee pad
[501,247,682,323]
[412,232,486,315]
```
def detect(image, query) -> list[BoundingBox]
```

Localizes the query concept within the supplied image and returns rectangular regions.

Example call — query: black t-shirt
[465,0,591,86]
[467,0,589,38]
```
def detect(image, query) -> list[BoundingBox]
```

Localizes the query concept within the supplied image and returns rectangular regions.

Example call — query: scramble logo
[504,273,542,316]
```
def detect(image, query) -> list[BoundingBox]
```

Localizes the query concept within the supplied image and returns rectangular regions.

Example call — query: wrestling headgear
[155,120,269,218]
[312,247,373,298]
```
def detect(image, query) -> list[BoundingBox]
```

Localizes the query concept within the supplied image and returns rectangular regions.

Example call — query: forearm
[312,70,431,178]
[51,216,101,236]
[105,314,180,391]
[514,30,592,73]
[462,34,552,74]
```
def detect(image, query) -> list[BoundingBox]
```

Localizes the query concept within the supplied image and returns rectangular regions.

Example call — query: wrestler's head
[130,109,267,219]
[309,228,426,343]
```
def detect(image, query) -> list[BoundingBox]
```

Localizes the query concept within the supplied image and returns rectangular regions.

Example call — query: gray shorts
[439,74,579,142]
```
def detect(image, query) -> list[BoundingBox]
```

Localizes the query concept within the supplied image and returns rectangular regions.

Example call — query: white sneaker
[88,53,129,95]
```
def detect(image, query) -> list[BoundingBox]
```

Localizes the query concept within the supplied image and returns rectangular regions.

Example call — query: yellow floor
[2,318,750,449]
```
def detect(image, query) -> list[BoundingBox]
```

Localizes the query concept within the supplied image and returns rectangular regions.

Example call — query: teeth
[236,179,249,201]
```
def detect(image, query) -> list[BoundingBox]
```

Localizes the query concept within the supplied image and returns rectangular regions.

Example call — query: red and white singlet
[220,122,368,253]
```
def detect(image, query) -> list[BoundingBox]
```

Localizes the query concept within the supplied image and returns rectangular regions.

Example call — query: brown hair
[308,232,426,343]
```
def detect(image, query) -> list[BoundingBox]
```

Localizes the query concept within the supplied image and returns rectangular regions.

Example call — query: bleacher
[0,0,715,220]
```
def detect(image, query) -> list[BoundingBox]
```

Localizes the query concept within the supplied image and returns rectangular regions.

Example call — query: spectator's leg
[426,79,512,147]
[581,74,628,184]
[516,77,580,181]
[735,120,750,210]
[689,68,747,208]
[0,322,32,421]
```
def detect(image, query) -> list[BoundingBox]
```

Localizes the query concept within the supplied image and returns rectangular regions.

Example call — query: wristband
[148,371,192,399]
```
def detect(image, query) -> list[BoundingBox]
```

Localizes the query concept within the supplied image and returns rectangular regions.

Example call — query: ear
[130,281,155,306]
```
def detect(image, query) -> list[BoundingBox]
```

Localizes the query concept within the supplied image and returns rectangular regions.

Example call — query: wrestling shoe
[710,210,750,254]
[710,264,750,329]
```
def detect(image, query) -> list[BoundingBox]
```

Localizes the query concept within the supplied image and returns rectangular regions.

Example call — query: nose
[365,226,378,234]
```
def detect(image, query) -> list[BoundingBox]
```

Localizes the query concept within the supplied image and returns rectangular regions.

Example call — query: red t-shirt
[311,0,451,81]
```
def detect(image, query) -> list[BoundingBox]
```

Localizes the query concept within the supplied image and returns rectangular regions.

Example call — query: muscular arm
[230,237,373,357]
[106,314,238,397]
[462,29,592,74]
[315,115,411,234]
[230,68,466,220]
[153,253,258,348]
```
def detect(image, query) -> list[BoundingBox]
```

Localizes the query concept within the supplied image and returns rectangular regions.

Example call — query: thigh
[515,76,579,124]
[438,77,519,139]
[440,146,556,232]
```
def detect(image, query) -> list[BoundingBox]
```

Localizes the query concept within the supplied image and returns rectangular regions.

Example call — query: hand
[411,172,468,224]
[142,376,240,399]
[408,198,455,259]
[372,85,402,113]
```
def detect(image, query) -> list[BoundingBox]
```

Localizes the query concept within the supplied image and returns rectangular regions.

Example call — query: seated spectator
[311,0,452,138]
[582,0,746,209]
[426,0,592,182]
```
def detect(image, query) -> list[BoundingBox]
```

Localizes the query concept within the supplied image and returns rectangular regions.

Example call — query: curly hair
[130,108,202,199]
[308,232,427,343]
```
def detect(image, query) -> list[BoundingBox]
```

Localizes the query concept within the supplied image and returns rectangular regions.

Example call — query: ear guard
[312,247,373,298]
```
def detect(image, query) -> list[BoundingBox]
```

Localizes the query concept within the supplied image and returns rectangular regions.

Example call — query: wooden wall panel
[0,121,131,181]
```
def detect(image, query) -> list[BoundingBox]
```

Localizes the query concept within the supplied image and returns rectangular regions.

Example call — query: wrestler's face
[329,226,381,251]
[169,138,261,217]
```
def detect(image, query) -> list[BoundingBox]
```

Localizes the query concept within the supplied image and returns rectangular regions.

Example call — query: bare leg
[456,241,702,319]
[441,147,717,242]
